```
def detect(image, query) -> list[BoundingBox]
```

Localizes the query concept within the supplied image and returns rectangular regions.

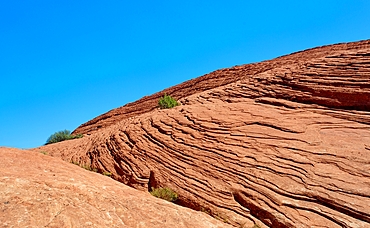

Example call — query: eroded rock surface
[36,40,370,228]
[73,40,370,135]
[0,148,232,228]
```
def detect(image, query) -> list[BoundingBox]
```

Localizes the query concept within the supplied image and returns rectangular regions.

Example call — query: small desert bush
[81,164,98,172]
[71,160,79,166]
[71,160,98,172]
[45,130,83,145]
[158,94,179,109]
[150,187,178,202]
[102,171,112,177]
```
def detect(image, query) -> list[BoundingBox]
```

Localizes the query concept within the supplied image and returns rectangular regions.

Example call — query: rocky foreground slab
[0,148,232,228]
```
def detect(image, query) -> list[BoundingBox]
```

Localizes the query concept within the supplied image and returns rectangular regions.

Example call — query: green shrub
[45,130,83,145]
[81,164,98,172]
[150,187,178,202]
[102,171,112,177]
[158,94,179,109]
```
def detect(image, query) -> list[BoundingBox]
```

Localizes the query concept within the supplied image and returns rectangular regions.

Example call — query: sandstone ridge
[73,40,370,135]
[37,40,370,228]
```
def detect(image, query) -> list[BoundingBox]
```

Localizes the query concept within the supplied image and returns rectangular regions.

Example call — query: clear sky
[1,1,369,149]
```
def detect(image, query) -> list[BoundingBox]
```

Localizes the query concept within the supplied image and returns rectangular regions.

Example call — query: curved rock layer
[37,40,370,228]
[0,148,232,228]
[73,40,370,135]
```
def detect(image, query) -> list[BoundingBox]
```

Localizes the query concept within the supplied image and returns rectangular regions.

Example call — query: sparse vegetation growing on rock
[102,171,112,177]
[70,160,98,172]
[200,207,230,224]
[70,160,114,176]
[150,187,178,202]
[45,130,83,145]
[81,164,98,172]
[200,207,211,215]
[71,160,79,166]
[158,94,179,109]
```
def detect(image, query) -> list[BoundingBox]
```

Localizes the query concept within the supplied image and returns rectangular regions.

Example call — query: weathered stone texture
[0,148,232,228]
[34,40,370,227]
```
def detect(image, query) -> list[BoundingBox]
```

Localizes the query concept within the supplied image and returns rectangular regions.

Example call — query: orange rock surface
[0,148,232,228]
[31,39,370,227]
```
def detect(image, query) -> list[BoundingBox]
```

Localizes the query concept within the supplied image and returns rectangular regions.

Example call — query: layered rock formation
[73,40,370,135]
[35,40,370,227]
[0,148,232,228]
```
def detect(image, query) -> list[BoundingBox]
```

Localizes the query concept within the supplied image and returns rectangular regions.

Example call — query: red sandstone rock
[34,40,370,227]
[73,40,370,135]
[0,148,233,228]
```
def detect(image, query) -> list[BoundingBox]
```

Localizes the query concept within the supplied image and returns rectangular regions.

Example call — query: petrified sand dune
[35,40,370,227]
[0,148,232,228]
[73,40,370,135]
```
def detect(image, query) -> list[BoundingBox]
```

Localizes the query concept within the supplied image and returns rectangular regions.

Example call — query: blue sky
[1,1,369,148]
